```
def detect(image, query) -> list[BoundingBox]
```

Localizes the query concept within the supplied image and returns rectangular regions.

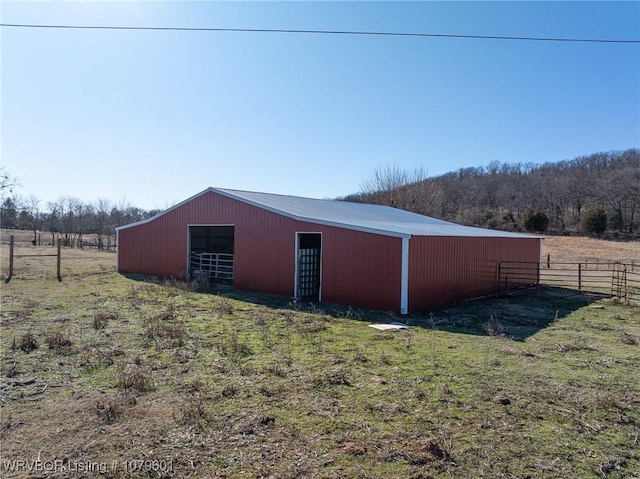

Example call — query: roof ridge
[216,187,332,202]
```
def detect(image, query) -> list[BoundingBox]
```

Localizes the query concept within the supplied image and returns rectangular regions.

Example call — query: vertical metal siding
[408,236,541,312]
[321,228,402,312]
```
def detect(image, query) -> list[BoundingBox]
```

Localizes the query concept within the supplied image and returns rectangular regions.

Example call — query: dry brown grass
[1,229,116,280]
[542,235,639,264]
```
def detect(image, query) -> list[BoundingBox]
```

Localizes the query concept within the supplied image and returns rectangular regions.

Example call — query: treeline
[2,148,638,246]
[348,148,640,237]
[0,195,160,249]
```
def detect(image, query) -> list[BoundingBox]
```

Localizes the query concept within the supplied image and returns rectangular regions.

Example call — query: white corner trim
[400,236,410,314]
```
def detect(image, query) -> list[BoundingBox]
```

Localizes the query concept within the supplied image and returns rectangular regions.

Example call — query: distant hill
[346,148,640,237]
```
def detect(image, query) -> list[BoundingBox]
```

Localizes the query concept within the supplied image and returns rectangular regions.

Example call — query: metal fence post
[57,239,62,282]
[578,263,582,291]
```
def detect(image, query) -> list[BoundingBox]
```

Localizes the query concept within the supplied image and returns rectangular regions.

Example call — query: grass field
[1,231,639,478]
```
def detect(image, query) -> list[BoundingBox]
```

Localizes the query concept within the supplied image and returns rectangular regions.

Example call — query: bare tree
[73,201,91,247]
[46,200,61,245]
[55,196,81,247]
[93,198,112,250]
[24,195,41,245]
[359,165,442,215]
[360,164,418,207]
[0,166,19,200]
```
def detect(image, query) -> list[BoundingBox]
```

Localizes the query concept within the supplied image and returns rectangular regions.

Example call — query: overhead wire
[1,23,639,44]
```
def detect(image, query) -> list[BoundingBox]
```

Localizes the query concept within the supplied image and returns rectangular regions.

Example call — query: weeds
[483,315,505,337]
[215,296,234,315]
[314,368,353,387]
[340,307,362,320]
[93,311,117,330]
[379,351,391,365]
[621,332,640,346]
[299,317,327,335]
[174,380,211,429]
[353,352,369,363]
[176,391,210,428]
[256,311,273,349]
[114,366,154,392]
[12,330,39,353]
[266,360,289,377]
[216,328,252,361]
[96,400,120,425]
[556,337,598,353]
[44,331,74,353]
[220,383,239,398]
[142,307,187,347]
[429,312,439,370]
[281,309,296,324]
[78,346,123,371]
[163,277,201,292]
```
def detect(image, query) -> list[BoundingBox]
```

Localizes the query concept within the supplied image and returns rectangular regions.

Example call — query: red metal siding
[408,236,541,312]
[117,212,190,278]
[117,191,403,311]
[321,228,402,312]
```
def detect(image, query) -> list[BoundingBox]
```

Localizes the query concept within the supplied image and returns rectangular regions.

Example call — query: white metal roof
[215,188,535,239]
[117,187,537,239]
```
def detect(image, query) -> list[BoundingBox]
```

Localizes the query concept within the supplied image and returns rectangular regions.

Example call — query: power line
[1,23,639,44]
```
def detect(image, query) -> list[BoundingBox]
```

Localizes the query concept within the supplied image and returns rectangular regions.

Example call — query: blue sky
[2,1,639,210]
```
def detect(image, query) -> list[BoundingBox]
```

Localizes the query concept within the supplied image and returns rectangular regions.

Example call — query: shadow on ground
[224,285,612,342]
[412,287,611,341]
[123,274,609,342]
[213,283,611,341]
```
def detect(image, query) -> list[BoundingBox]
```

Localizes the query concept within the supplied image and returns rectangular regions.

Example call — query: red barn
[116,188,540,313]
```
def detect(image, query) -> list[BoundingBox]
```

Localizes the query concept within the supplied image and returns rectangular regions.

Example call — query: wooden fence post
[5,235,14,283]
[57,239,62,282]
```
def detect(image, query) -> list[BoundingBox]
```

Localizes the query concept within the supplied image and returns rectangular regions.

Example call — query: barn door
[296,233,321,301]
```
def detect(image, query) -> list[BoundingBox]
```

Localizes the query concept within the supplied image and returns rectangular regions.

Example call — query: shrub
[522,207,549,233]
[582,207,607,235]
[608,209,624,232]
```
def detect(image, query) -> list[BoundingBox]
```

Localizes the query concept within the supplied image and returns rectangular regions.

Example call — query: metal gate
[611,262,628,303]
[298,248,321,299]
[190,251,234,280]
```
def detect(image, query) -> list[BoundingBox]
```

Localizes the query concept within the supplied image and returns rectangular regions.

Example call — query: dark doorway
[297,233,321,301]
[189,226,234,254]
[189,226,234,281]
